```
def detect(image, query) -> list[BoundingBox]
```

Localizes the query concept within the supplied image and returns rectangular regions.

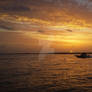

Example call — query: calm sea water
[0,54,92,92]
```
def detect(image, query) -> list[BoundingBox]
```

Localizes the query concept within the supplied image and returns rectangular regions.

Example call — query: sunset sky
[0,0,92,53]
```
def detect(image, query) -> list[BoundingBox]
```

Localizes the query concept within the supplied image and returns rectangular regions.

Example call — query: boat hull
[75,55,92,58]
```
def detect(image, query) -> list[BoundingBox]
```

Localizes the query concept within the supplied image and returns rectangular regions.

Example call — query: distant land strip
[0,52,92,55]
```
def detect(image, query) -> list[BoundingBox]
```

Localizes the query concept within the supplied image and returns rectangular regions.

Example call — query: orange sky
[0,0,92,53]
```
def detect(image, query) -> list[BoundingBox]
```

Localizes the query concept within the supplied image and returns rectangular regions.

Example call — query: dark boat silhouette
[76,53,92,58]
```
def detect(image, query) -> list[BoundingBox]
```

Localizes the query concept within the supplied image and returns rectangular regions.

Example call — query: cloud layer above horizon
[0,0,92,30]
[0,0,92,52]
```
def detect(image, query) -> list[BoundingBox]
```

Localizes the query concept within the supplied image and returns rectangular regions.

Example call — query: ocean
[0,54,92,92]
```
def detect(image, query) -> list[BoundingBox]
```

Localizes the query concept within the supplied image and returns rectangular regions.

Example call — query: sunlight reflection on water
[0,54,92,92]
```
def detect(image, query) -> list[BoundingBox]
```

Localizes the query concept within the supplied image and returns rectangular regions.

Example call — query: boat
[75,53,92,58]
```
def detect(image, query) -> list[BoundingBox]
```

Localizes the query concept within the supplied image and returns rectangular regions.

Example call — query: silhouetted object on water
[76,53,92,58]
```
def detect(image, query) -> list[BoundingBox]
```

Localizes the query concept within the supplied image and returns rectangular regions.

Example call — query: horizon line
[0,52,92,55]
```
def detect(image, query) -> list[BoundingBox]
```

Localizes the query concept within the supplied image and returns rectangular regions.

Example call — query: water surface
[0,54,92,92]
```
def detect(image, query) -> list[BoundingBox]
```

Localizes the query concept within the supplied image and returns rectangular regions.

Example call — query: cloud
[0,0,92,32]
[0,6,30,12]
[0,0,92,53]
[0,25,14,30]
[66,29,73,32]
[0,20,15,31]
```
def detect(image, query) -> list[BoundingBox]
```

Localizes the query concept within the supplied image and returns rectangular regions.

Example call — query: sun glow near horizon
[24,27,90,47]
